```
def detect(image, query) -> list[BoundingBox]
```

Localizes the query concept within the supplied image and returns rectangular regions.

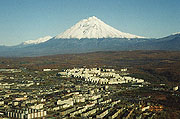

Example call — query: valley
[0,50,180,118]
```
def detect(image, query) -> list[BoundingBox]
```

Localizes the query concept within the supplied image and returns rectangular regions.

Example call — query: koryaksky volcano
[0,16,180,57]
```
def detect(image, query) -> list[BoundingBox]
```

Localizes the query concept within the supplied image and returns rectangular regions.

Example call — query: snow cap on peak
[172,32,180,35]
[55,16,144,39]
[23,36,52,45]
[80,16,100,25]
[88,16,99,20]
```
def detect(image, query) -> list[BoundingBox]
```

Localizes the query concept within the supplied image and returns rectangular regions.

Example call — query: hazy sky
[0,0,180,46]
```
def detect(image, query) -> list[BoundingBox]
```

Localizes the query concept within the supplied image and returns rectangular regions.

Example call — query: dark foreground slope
[0,38,148,57]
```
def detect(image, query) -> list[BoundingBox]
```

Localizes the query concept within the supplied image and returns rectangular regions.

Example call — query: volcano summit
[55,16,144,39]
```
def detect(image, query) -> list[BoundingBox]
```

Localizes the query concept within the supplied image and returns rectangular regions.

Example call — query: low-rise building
[6,108,47,119]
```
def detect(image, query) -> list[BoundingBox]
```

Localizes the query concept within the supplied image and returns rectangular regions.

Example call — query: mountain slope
[150,32,180,50]
[55,16,144,39]
[0,34,180,57]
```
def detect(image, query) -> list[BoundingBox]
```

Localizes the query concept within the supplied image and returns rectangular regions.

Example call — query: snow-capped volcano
[23,36,52,45]
[55,16,144,39]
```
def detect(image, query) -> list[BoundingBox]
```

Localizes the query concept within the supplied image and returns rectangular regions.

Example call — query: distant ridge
[22,36,52,45]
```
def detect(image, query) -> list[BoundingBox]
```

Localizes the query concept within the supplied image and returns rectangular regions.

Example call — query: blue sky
[0,0,180,46]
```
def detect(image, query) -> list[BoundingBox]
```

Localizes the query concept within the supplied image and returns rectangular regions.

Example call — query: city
[0,65,179,119]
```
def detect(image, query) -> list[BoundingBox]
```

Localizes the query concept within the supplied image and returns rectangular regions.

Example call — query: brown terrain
[0,50,180,85]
